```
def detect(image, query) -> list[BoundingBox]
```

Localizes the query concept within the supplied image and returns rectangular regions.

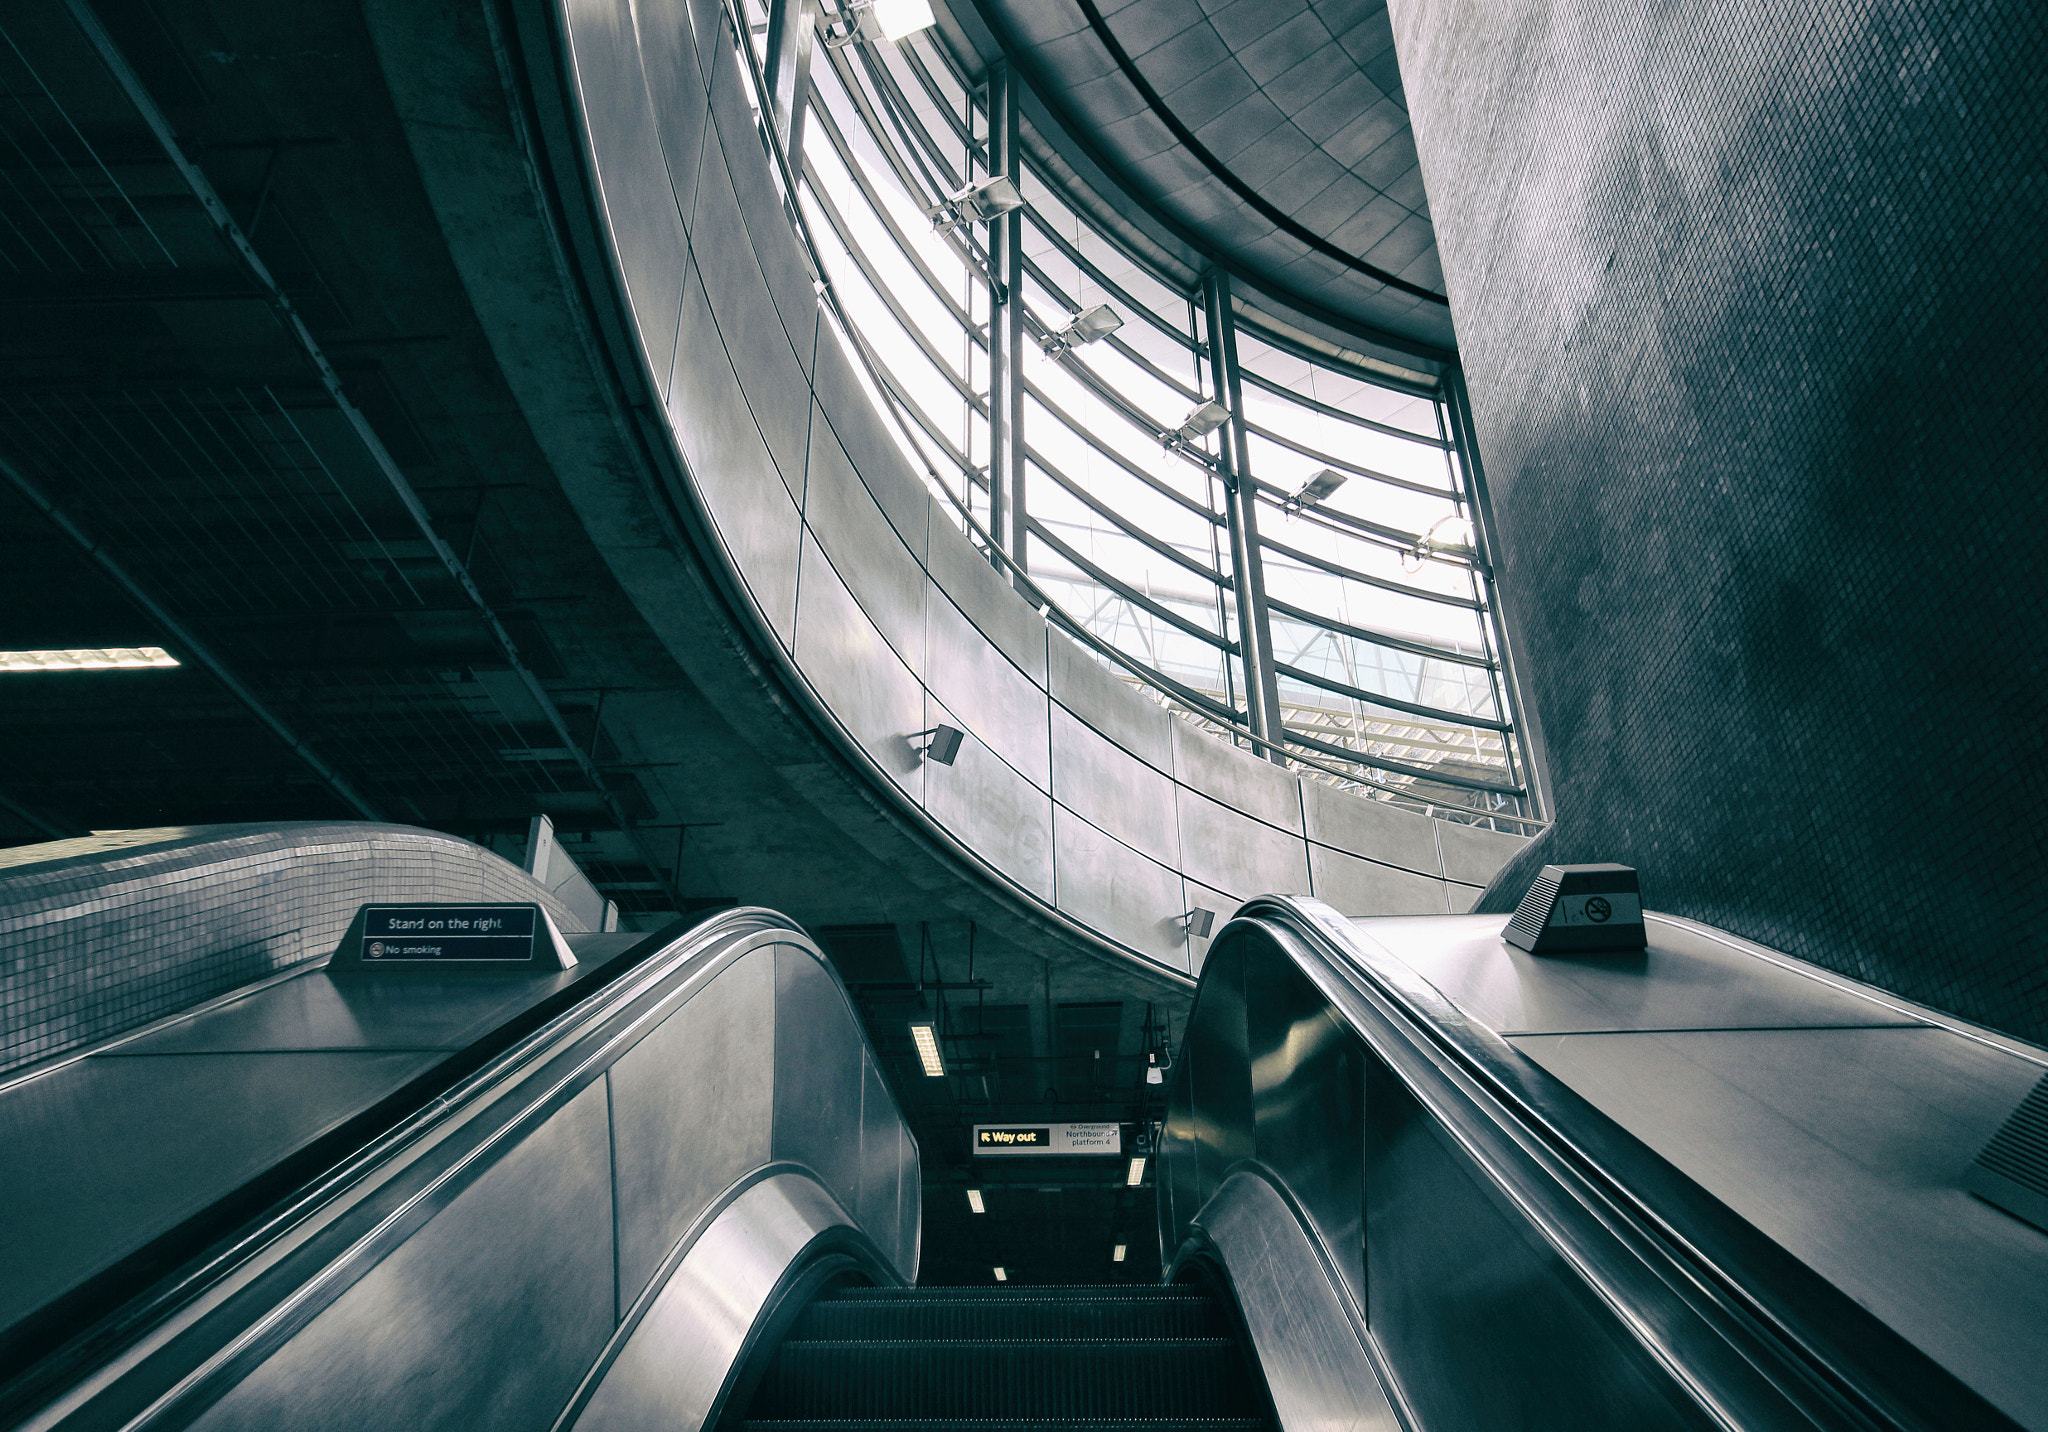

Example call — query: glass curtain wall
[733,2,1530,824]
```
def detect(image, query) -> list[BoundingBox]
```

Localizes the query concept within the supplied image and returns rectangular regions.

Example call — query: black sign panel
[361,905,538,963]
[975,1126,1051,1152]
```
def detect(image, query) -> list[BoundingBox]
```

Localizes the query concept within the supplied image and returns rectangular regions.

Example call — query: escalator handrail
[1,907,909,1429]
[1201,896,2016,1432]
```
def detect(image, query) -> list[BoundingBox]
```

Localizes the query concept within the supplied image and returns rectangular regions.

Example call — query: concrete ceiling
[962,0,1454,356]
[0,0,1184,1288]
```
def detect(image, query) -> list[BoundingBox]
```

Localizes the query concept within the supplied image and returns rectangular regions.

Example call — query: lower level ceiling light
[992,1266,1008,1282]
[1126,1155,1147,1187]
[910,1022,946,1077]
[1112,1243,1127,1262]
[967,1188,985,1214]
[1,646,179,672]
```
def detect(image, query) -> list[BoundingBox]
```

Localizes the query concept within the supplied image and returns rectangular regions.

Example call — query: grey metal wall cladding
[555,0,1525,977]
[0,823,582,1075]
[1391,0,2048,1042]
[1309,845,1451,917]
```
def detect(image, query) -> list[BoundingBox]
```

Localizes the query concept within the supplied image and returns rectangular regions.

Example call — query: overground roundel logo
[1583,897,1612,923]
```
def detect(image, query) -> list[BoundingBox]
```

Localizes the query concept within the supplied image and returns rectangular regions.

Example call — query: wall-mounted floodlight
[1,646,179,672]
[1125,1155,1147,1187]
[821,0,935,47]
[992,1266,1008,1282]
[1164,400,1229,451]
[928,175,1022,232]
[967,1188,985,1214]
[1176,907,1215,941]
[910,724,964,765]
[1040,303,1122,357]
[1285,468,1348,512]
[910,1021,946,1076]
[1401,513,1477,572]
[1112,1243,1127,1262]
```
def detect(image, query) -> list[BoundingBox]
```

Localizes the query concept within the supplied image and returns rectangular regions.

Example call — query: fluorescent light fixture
[992,1266,1008,1282]
[1288,468,1348,510]
[1166,401,1229,449]
[1041,303,1123,356]
[910,1022,946,1077]
[1112,1243,1127,1262]
[909,724,964,765]
[1126,1155,1147,1187]
[967,1188,985,1214]
[1,646,179,672]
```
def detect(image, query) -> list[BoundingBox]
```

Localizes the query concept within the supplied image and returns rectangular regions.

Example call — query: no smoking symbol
[1583,897,1612,923]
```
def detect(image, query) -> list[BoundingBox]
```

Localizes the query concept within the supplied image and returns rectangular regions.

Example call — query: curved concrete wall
[0,822,584,1075]
[546,0,1523,977]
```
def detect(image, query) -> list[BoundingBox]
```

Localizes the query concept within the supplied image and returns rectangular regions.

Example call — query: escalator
[734,1285,1274,1431]
[5,893,2043,1431]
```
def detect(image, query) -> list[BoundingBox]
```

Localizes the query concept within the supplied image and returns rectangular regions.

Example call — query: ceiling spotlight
[1040,303,1122,357]
[1,646,180,672]
[1112,1243,1127,1262]
[1285,468,1347,512]
[910,1022,946,1077]
[992,1266,1008,1282]
[967,1188,985,1214]
[1125,1155,1147,1187]
[909,724,964,765]
[1402,513,1477,572]
[821,0,935,47]
[929,175,1022,232]
[1165,400,1229,451]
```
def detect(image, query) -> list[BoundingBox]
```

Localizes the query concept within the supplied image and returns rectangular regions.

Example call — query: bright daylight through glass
[733,5,1529,822]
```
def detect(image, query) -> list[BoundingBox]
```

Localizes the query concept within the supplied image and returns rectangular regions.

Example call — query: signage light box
[973,1122,1123,1157]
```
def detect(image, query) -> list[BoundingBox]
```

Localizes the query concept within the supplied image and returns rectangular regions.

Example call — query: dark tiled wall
[1391,0,2048,1040]
[0,823,586,1074]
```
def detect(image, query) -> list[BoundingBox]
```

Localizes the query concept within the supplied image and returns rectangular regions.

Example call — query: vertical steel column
[763,0,816,160]
[1201,270,1285,758]
[985,61,1026,576]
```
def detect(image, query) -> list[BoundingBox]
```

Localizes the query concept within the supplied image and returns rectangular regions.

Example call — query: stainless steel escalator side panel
[15,909,919,1432]
[1177,1169,1400,1432]
[565,1172,884,1432]
[1161,895,2025,1432]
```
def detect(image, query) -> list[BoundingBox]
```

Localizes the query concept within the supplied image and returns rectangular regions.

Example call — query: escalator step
[750,1340,1261,1421]
[742,1421,1273,1431]
[789,1294,1233,1342]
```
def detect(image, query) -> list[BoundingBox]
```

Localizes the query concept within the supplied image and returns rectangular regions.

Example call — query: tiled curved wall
[0,822,585,1075]
[554,0,1523,977]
